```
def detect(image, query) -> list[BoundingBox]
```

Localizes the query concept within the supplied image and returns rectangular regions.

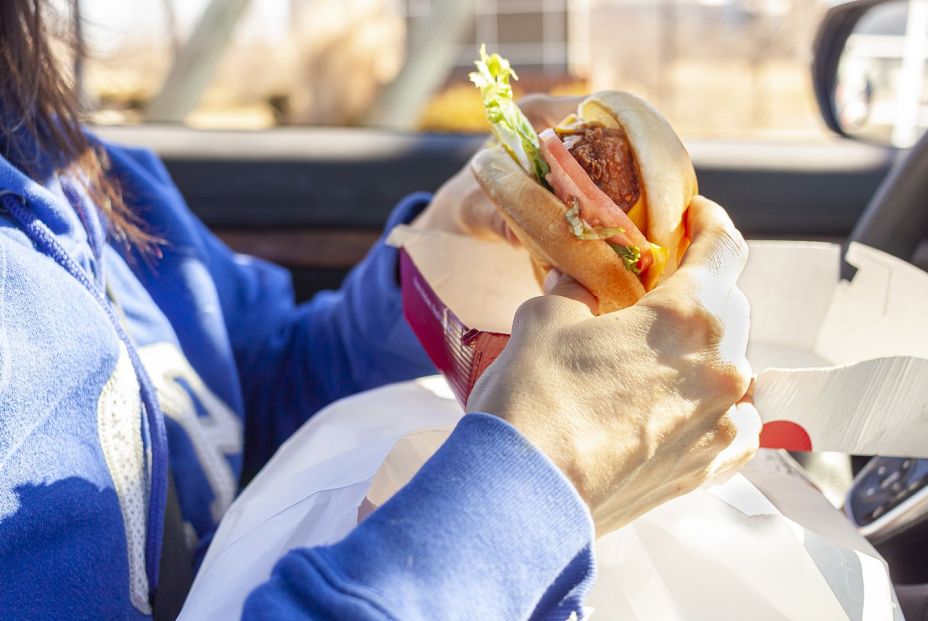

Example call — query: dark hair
[0,0,156,249]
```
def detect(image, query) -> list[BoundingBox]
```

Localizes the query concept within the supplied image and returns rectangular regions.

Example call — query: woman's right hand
[467,196,761,535]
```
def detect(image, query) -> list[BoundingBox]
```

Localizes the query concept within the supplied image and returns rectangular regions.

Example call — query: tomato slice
[538,129,652,273]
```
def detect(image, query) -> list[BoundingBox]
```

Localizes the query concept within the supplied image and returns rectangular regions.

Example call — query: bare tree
[160,0,182,57]
[146,0,252,123]
[365,0,477,129]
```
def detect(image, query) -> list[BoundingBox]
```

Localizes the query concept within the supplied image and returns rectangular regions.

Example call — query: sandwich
[469,46,697,313]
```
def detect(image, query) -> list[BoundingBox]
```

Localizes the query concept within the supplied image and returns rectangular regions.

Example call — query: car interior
[82,0,928,617]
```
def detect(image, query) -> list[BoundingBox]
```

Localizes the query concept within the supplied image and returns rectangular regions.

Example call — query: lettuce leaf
[565,201,627,240]
[469,45,550,182]
[608,242,643,275]
[565,201,642,274]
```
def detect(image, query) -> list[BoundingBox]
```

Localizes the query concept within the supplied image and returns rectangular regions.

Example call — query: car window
[78,0,830,141]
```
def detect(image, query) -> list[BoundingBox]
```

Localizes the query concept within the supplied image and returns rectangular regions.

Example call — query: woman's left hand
[412,94,583,243]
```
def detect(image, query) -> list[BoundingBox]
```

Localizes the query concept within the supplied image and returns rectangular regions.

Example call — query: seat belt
[152,471,195,621]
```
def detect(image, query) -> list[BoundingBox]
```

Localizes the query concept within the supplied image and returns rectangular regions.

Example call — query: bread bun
[580,92,697,276]
[472,147,644,312]
[471,91,696,313]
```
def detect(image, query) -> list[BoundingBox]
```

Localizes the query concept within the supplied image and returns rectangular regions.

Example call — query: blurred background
[75,0,830,141]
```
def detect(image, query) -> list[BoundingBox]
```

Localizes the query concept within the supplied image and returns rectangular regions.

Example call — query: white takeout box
[388,226,928,457]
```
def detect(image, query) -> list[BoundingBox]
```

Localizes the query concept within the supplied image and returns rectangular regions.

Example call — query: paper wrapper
[389,226,928,458]
[180,378,901,621]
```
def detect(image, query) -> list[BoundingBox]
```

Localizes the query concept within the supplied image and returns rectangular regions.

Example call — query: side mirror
[813,0,927,148]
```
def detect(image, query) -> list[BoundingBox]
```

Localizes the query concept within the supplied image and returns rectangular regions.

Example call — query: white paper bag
[180,377,899,621]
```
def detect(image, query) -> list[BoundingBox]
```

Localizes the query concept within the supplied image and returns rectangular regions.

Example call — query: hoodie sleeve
[201,193,438,467]
[243,413,596,621]
[98,138,431,470]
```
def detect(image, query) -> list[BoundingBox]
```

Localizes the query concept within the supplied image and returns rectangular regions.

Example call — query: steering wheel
[846,128,928,266]
[842,130,928,608]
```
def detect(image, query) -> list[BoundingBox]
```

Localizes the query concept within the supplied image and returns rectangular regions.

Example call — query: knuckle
[713,221,749,267]
[711,362,750,401]
[644,294,687,322]
[513,295,581,333]
[675,476,704,499]
[650,297,724,347]
[715,415,738,447]
[513,296,551,327]
[698,463,717,484]
[692,303,723,337]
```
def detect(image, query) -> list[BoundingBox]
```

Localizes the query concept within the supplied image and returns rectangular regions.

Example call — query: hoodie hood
[0,130,107,288]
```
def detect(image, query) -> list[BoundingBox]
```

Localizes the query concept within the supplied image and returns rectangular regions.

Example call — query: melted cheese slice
[627,196,647,232]
[644,243,669,290]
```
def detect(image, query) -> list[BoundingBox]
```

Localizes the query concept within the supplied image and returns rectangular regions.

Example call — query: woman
[0,2,759,619]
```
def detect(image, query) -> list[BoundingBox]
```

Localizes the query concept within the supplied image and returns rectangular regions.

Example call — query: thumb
[543,269,599,315]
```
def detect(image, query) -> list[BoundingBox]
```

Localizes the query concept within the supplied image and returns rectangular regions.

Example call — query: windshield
[76,0,829,141]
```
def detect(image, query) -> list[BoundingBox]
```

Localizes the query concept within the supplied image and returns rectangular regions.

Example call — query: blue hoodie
[0,133,594,620]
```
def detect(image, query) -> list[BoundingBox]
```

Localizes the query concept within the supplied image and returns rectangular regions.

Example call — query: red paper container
[400,249,510,406]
